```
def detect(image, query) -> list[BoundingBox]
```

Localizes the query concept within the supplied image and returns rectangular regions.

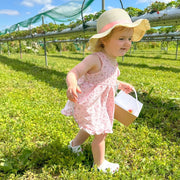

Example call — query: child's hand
[118,82,134,94]
[67,85,81,103]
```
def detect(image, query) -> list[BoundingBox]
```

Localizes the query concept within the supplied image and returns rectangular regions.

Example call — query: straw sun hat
[89,8,150,51]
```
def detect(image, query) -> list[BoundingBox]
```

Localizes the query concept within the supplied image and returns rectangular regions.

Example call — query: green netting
[0,0,94,35]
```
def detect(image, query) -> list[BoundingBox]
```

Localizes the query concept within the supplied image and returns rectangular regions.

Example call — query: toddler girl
[62,8,150,173]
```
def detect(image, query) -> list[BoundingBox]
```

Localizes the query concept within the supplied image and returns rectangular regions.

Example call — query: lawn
[0,49,179,179]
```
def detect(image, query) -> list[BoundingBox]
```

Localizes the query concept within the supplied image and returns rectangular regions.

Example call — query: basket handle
[132,87,140,112]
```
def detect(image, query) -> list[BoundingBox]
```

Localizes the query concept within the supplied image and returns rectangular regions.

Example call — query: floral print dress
[61,52,120,135]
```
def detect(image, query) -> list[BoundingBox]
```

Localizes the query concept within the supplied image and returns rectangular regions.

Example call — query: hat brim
[89,19,150,51]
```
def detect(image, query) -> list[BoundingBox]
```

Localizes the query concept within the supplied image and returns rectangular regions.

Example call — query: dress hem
[79,126,113,136]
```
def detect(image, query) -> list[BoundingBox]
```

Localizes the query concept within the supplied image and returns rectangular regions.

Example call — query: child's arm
[66,54,101,102]
[117,80,134,94]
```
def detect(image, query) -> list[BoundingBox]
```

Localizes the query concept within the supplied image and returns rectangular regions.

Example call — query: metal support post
[18,25,22,59]
[83,41,85,57]
[129,46,132,55]
[176,40,179,60]
[0,43,2,54]
[102,0,105,10]
[42,15,48,66]
[7,41,10,56]
[59,42,62,55]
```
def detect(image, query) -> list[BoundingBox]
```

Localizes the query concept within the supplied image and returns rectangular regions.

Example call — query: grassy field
[0,49,179,179]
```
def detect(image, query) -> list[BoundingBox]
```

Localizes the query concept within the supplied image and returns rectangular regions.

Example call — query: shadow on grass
[125,53,178,61]
[0,55,67,90]
[1,139,92,178]
[136,91,180,142]
[0,54,179,178]
[38,52,85,62]
[0,54,179,142]
[47,54,83,61]
[118,61,180,73]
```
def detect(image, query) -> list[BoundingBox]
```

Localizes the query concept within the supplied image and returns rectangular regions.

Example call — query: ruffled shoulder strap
[94,51,105,59]
[93,51,106,66]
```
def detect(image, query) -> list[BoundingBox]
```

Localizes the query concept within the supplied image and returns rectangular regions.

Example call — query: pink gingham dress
[61,52,120,135]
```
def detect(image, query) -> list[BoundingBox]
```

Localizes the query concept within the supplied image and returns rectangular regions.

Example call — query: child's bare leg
[91,134,107,166]
[72,129,90,146]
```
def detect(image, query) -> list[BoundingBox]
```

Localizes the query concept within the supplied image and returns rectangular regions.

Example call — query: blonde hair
[91,30,113,53]
[90,26,132,52]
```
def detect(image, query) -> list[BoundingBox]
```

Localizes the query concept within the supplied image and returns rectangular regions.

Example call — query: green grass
[0,49,179,179]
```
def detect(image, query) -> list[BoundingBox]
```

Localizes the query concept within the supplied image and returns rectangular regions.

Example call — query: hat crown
[97,9,132,33]
[88,8,150,52]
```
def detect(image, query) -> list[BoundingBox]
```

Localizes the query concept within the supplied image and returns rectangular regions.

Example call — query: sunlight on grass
[0,50,179,179]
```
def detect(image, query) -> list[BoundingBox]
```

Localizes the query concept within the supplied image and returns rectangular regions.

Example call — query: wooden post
[42,15,48,66]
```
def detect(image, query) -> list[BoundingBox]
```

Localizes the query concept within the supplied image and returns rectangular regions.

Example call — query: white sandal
[68,140,83,155]
[97,160,119,174]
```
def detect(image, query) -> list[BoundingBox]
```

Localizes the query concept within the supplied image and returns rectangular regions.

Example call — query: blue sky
[0,0,173,31]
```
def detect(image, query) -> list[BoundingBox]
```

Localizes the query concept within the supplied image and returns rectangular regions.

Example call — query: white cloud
[155,0,173,2]
[83,7,96,16]
[21,0,52,7]
[137,0,173,4]
[107,6,114,10]
[39,4,55,13]
[137,0,148,3]
[22,1,34,7]
[0,9,19,15]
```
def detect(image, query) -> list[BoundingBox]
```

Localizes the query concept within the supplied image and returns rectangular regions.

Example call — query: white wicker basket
[114,88,143,126]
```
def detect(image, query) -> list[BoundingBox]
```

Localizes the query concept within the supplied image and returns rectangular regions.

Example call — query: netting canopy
[0,0,94,35]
